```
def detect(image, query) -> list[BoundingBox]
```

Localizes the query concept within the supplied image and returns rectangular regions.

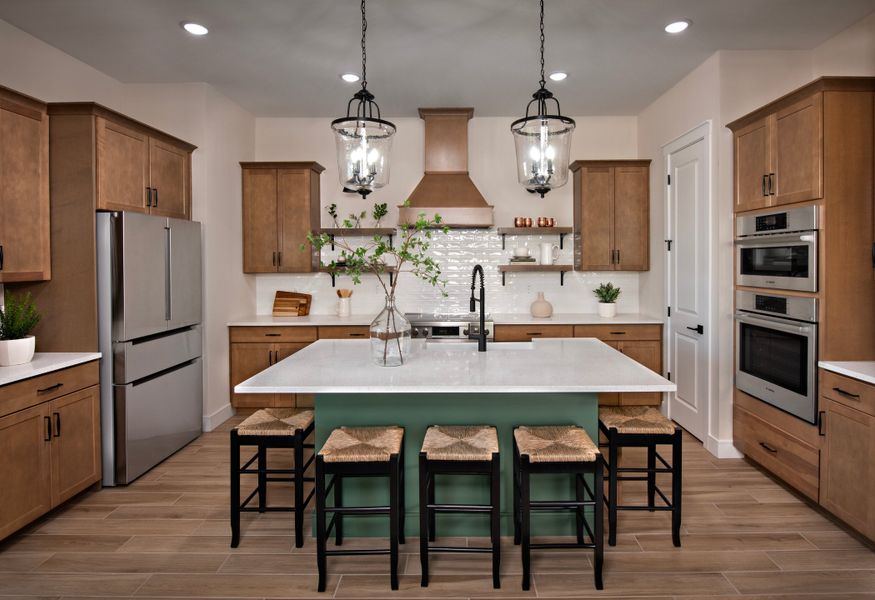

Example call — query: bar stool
[230,408,315,549]
[513,425,604,591]
[419,425,501,589]
[315,426,405,592]
[598,406,682,547]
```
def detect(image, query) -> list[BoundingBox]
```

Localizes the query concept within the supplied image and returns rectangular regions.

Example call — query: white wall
[812,11,875,77]
[0,19,255,430]
[253,115,642,316]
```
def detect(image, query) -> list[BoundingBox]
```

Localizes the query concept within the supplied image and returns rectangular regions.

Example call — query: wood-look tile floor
[2,415,874,599]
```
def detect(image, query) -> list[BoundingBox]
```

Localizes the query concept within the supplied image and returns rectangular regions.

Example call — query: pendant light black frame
[331,0,396,198]
[510,0,576,198]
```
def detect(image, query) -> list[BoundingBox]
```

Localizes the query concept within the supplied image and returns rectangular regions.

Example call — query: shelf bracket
[560,270,566,286]
[328,234,336,251]
[559,232,566,250]
[501,271,506,286]
[500,233,506,250]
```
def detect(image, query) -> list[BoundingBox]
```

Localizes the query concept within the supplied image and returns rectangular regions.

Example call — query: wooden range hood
[398,108,493,228]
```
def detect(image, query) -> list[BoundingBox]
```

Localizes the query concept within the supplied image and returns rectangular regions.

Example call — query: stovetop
[405,313,492,323]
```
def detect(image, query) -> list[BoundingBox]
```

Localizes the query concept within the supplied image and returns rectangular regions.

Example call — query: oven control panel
[754,294,787,315]
[755,213,787,232]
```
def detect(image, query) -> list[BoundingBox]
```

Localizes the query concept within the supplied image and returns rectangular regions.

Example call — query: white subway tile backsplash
[255,230,639,316]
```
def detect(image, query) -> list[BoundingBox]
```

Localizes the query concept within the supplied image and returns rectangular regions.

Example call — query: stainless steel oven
[735,206,818,292]
[735,291,818,424]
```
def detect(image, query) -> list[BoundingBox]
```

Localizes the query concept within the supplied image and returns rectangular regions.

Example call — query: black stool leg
[594,457,604,591]
[334,474,343,546]
[257,443,267,513]
[647,443,657,512]
[575,470,585,545]
[419,453,429,587]
[427,471,436,542]
[315,456,328,593]
[512,436,521,545]
[398,439,406,545]
[607,429,619,547]
[230,430,241,548]
[389,454,400,591]
[672,429,683,547]
[490,452,501,589]
[520,455,531,591]
[294,431,305,548]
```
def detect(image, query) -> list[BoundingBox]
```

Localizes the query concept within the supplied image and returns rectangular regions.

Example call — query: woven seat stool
[316,426,405,592]
[419,425,501,589]
[230,408,315,549]
[598,406,682,547]
[513,425,604,591]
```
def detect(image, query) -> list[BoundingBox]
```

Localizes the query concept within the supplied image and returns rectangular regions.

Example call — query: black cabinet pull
[153,188,158,207]
[762,174,768,197]
[768,173,775,195]
[264,333,281,337]
[0,244,4,270]
[146,187,151,207]
[526,332,542,336]
[818,411,826,436]
[272,252,276,267]
[37,383,63,394]
[277,252,282,266]
[759,441,778,454]
[609,331,627,335]
[832,387,860,400]
[348,332,365,337]
[44,416,52,441]
[268,350,273,365]
[53,412,61,437]
[686,324,704,334]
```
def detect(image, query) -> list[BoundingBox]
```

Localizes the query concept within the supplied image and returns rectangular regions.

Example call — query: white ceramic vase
[598,303,617,318]
[530,292,553,318]
[0,335,36,366]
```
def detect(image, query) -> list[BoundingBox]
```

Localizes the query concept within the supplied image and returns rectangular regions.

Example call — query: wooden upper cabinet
[241,162,324,274]
[148,137,190,219]
[96,117,149,212]
[571,160,651,272]
[772,93,823,206]
[734,117,772,213]
[0,86,50,282]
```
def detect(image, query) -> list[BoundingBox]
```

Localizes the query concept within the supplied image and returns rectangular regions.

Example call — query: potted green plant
[372,202,388,227]
[307,202,448,367]
[594,282,621,318]
[0,292,41,366]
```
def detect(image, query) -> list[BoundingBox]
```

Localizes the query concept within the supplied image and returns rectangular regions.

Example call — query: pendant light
[331,0,396,198]
[510,0,575,198]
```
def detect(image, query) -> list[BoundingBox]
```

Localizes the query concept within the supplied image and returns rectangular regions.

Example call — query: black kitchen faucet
[469,264,487,352]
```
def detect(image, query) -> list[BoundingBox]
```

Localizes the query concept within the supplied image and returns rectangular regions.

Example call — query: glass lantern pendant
[330,0,395,198]
[510,0,575,198]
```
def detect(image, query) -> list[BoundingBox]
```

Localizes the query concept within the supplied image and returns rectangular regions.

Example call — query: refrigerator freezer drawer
[114,326,202,385]
[113,358,202,484]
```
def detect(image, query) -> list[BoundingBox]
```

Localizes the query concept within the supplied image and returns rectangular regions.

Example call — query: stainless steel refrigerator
[96,211,203,485]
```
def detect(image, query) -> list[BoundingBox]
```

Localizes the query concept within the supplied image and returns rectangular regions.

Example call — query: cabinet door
[613,166,649,271]
[277,169,316,273]
[578,166,615,270]
[820,398,875,538]
[618,340,662,406]
[0,404,52,540]
[734,117,772,213]
[49,386,101,505]
[96,117,149,212]
[272,343,310,408]
[230,342,274,408]
[242,168,279,273]
[772,93,823,206]
[0,99,50,282]
[149,137,190,219]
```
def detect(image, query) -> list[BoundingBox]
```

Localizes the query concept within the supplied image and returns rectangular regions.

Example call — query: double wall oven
[734,205,820,424]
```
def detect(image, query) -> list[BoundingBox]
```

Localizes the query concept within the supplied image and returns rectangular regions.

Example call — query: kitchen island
[236,337,675,536]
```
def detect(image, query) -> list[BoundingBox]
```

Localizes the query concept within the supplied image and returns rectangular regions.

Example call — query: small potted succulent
[0,292,41,366]
[594,282,621,318]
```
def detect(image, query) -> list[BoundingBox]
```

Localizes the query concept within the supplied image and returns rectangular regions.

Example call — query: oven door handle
[734,311,814,334]
[734,232,816,247]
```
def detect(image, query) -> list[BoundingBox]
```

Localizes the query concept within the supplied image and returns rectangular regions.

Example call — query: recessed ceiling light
[340,73,361,83]
[664,20,690,34]
[181,22,209,36]
[548,71,568,82]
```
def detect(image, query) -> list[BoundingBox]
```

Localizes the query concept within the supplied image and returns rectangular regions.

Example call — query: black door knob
[686,325,704,334]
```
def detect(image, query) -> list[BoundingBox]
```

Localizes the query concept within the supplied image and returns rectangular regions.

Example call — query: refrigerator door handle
[165,225,172,321]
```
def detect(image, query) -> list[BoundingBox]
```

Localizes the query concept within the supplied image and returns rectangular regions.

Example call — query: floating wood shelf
[318,265,397,287]
[496,227,573,250]
[317,228,395,250]
[497,264,573,286]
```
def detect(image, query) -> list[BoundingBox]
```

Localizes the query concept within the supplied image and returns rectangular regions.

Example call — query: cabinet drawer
[494,325,573,342]
[318,326,370,339]
[733,405,819,501]
[574,324,661,341]
[229,326,317,343]
[820,369,875,416]
[0,361,99,418]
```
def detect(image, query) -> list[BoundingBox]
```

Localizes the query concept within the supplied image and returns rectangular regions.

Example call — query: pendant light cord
[538,0,546,89]
[361,0,368,90]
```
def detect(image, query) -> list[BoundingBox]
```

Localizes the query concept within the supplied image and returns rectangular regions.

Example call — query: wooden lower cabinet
[229,329,313,409]
[49,385,101,505]
[493,324,573,342]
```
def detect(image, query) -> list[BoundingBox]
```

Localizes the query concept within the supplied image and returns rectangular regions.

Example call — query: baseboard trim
[203,403,234,432]
[706,434,744,459]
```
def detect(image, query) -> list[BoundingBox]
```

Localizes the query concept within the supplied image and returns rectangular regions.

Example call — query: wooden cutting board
[272,291,312,316]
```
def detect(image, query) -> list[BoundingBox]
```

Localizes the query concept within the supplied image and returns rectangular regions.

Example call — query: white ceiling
[1,0,873,117]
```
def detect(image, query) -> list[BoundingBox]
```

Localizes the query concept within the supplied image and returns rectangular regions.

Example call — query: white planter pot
[598,303,617,318]
[0,336,36,366]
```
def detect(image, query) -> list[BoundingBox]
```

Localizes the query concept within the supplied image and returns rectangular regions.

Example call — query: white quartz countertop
[0,352,101,387]
[819,361,875,386]
[236,338,675,394]
[228,313,663,327]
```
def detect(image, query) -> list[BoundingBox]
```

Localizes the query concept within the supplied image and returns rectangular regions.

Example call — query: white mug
[540,243,559,265]
[513,246,530,258]
[337,297,351,317]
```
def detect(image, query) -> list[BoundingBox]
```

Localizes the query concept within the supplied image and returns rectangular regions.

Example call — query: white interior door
[665,128,711,441]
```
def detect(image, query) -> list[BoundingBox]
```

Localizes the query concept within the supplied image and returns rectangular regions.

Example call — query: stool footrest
[531,541,596,550]
[530,500,593,509]
[427,545,494,554]
[427,503,493,514]
[324,505,390,515]
[325,548,391,557]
